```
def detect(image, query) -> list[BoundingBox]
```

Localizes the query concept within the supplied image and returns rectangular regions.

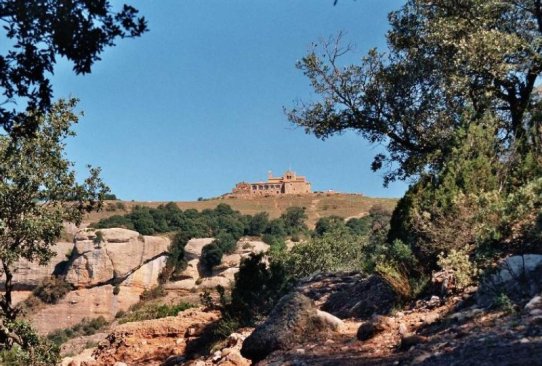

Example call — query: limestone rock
[357,315,395,341]
[241,293,333,362]
[66,228,169,288]
[0,241,74,290]
[184,238,215,260]
[477,254,542,308]
[322,274,400,319]
[30,284,142,334]
[122,255,168,289]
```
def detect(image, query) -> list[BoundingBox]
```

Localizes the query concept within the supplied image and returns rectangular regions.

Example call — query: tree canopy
[0,1,147,135]
[0,99,108,362]
[288,0,542,185]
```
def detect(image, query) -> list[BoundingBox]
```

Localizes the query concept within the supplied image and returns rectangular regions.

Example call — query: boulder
[235,239,269,255]
[184,238,215,260]
[357,315,395,341]
[477,254,542,308]
[66,228,169,288]
[322,274,400,319]
[122,255,168,289]
[241,293,332,362]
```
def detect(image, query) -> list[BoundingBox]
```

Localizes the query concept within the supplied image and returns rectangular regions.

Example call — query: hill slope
[85,193,397,227]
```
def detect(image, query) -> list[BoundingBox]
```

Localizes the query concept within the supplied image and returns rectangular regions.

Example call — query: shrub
[93,230,104,246]
[437,246,477,291]
[282,227,366,278]
[113,284,121,296]
[201,243,223,270]
[214,231,237,254]
[118,302,194,324]
[47,317,108,346]
[32,276,73,304]
[226,253,293,326]
[139,285,166,301]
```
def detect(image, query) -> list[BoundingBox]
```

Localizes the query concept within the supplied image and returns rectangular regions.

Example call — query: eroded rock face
[30,284,142,334]
[241,293,332,362]
[91,308,219,365]
[66,228,170,288]
[0,241,74,290]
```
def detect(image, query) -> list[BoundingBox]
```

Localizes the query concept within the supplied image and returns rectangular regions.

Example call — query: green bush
[47,317,108,346]
[281,227,366,278]
[118,302,194,324]
[214,231,237,254]
[437,246,477,290]
[201,243,223,270]
[32,276,73,304]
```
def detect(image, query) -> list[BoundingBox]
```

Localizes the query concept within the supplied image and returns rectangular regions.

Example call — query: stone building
[231,170,311,196]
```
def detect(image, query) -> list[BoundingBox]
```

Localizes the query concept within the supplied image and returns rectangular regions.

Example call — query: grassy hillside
[85,193,397,228]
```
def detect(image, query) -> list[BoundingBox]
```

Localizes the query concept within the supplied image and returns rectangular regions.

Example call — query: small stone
[529,309,542,316]
[175,338,183,345]
[398,323,409,336]
[525,296,542,310]
[296,348,305,354]
[520,337,530,344]
[212,350,222,361]
[113,363,127,366]
[412,352,432,364]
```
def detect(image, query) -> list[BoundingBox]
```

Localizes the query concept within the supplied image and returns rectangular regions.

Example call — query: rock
[184,238,215,260]
[525,295,542,311]
[197,276,231,289]
[356,315,395,341]
[0,241,74,290]
[30,284,142,334]
[113,363,127,366]
[400,334,427,350]
[164,278,197,291]
[322,274,400,319]
[477,255,542,307]
[241,293,332,362]
[66,228,170,288]
[315,310,345,331]
[121,254,167,289]
[235,239,269,255]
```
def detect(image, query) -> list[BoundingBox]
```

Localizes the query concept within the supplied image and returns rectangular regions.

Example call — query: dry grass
[84,193,397,228]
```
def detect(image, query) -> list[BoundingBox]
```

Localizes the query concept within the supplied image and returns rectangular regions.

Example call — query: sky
[53,0,408,201]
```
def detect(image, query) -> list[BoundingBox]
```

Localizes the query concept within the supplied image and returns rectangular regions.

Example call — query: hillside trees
[0,99,108,363]
[0,0,147,136]
[288,0,542,270]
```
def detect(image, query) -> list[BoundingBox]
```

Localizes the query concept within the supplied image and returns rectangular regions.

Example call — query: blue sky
[54,0,408,201]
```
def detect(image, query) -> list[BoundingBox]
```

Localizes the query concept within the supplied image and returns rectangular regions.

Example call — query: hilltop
[84,193,397,228]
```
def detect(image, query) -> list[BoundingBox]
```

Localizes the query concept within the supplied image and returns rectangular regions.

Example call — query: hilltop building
[231,170,311,196]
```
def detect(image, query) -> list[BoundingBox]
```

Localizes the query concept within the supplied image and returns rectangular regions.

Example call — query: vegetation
[288,0,542,283]
[32,277,73,305]
[46,317,109,346]
[0,1,147,136]
[0,100,108,363]
[117,302,194,324]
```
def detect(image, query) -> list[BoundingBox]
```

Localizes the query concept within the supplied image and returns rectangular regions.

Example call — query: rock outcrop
[165,238,269,292]
[66,228,169,288]
[477,254,542,308]
[0,241,74,290]
[322,274,400,319]
[241,293,336,362]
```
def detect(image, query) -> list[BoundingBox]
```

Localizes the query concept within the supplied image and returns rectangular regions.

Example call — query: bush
[118,302,194,324]
[214,231,237,254]
[281,227,366,278]
[47,317,108,346]
[32,276,73,304]
[139,285,166,301]
[226,253,293,326]
[437,247,477,291]
[201,243,223,270]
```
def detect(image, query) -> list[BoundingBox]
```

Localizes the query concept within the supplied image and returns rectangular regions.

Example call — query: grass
[46,317,109,346]
[84,193,397,228]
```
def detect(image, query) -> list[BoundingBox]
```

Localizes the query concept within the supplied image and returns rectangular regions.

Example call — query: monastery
[231,170,311,196]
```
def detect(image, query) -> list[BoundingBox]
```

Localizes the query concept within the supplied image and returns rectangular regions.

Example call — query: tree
[0,1,147,135]
[287,1,542,186]
[280,207,308,235]
[0,99,108,361]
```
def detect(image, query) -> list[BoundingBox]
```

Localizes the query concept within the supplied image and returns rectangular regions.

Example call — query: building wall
[231,171,311,196]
